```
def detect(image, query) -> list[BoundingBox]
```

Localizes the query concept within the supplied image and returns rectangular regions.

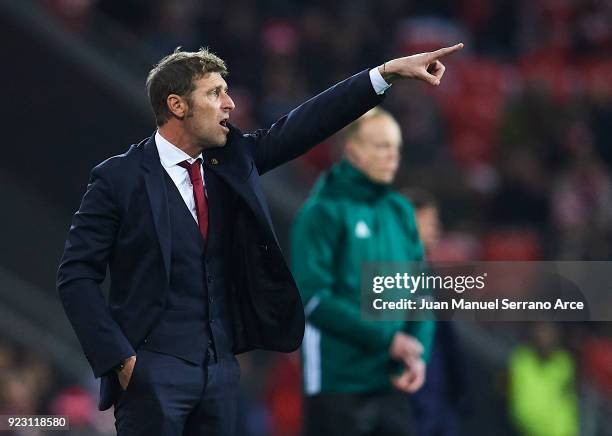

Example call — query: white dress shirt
[155,130,204,224]
[154,69,390,224]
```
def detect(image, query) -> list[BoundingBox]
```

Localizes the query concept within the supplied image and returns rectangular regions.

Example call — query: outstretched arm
[248,69,384,175]
[249,43,464,174]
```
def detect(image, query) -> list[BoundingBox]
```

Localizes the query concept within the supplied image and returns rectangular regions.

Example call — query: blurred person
[582,323,612,399]
[260,61,307,127]
[551,125,612,259]
[402,189,470,436]
[0,369,38,415]
[0,345,57,417]
[20,352,53,405]
[57,43,463,436]
[292,108,436,436]
[488,148,550,231]
[508,322,579,436]
[405,189,441,250]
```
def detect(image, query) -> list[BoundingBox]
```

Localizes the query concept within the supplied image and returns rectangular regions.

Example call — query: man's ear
[344,140,361,166]
[167,94,188,120]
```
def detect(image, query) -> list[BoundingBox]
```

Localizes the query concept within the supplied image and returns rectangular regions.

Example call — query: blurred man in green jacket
[291,107,435,436]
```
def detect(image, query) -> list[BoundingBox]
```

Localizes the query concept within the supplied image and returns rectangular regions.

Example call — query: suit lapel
[204,136,279,245]
[141,135,172,281]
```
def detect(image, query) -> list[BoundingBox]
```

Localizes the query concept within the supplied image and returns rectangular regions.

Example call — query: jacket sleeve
[56,164,135,378]
[401,203,436,363]
[291,202,398,352]
[246,69,385,175]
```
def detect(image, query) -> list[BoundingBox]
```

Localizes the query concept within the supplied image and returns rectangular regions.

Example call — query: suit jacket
[56,69,384,409]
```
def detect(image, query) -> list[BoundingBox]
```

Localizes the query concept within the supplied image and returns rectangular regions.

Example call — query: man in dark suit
[57,44,463,435]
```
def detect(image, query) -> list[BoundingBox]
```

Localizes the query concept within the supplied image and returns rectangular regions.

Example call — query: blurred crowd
[7,0,611,434]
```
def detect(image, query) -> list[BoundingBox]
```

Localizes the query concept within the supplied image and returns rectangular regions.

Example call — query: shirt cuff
[369,67,392,95]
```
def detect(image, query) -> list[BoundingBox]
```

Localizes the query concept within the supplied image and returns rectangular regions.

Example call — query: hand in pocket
[117,355,137,391]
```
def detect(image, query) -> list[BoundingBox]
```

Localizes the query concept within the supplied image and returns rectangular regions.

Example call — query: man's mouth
[219,119,229,131]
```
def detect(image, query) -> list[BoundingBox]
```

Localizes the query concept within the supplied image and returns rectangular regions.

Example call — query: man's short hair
[146,47,228,126]
[341,107,401,144]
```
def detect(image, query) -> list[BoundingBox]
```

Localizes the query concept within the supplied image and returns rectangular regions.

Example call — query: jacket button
[209,296,214,303]
[144,338,149,344]
[207,275,214,283]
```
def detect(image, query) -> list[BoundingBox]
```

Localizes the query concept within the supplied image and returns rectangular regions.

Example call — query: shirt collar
[155,130,203,169]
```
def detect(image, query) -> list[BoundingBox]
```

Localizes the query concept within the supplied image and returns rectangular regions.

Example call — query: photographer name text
[372,298,585,311]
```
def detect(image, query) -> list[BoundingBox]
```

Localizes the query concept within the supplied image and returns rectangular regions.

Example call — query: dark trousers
[303,391,416,436]
[113,349,241,436]
[413,404,461,436]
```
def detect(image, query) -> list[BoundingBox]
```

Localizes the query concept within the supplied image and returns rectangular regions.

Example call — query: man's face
[345,116,401,184]
[182,72,235,148]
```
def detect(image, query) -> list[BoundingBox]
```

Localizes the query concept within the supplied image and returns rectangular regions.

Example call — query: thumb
[407,337,424,355]
[420,71,440,86]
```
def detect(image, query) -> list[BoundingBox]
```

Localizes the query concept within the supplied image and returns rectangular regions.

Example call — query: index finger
[428,43,464,61]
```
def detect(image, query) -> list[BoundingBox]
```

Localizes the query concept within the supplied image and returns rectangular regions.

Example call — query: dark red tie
[179,159,208,240]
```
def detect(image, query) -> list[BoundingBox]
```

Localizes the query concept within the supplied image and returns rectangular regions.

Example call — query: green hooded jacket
[291,159,435,395]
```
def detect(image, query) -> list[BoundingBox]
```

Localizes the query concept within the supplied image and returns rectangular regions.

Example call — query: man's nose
[223,94,235,112]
